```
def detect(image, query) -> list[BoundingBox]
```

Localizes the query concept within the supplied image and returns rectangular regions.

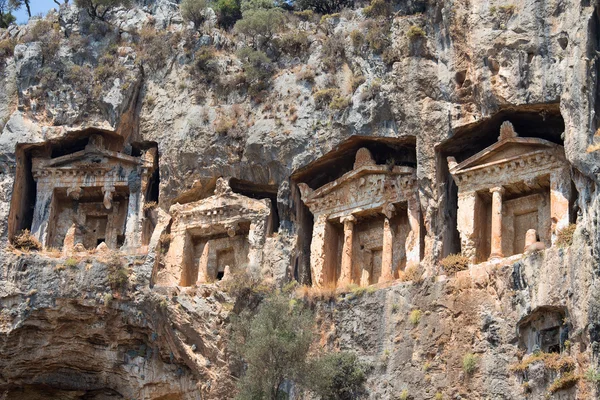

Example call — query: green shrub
[137,26,175,71]
[107,254,129,289]
[294,9,314,21]
[180,0,208,30]
[215,0,242,28]
[23,19,62,63]
[237,47,273,92]
[399,389,409,400]
[294,0,353,14]
[321,32,345,70]
[232,294,314,399]
[435,393,443,400]
[65,257,78,268]
[585,367,600,383]
[74,0,133,21]
[329,95,351,110]
[313,88,340,109]
[363,0,390,18]
[365,20,390,54]
[308,352,368,400]
[409,309,422,325]
[350,29,364,49]
[556,223,576,248]
[440,253,470,274]
[191,46,218,83]
[462,353,478,375]
[0,38,16,67]
[234,6,285,45]
[278,30,311,56]
[407,25,425,39]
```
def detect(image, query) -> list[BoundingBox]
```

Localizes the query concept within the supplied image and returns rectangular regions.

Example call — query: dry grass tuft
[440,253,470,274]
[13,230,41,251]
[556,224,576,248]
[295,284,337,304]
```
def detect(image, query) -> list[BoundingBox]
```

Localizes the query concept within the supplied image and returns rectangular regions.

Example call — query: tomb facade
[517,307,568,354]
[448,122,571,263]
[162,178,271,286]
[29,134,157,254]
[299,148,421,288]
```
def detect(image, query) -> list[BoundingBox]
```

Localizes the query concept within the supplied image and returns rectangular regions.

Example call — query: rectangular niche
[184,222,251,285]
[472,191,492,263]
[46,187,129,250]
[501,183,551,257]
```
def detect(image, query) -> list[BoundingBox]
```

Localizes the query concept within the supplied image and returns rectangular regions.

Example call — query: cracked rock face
[1,0,600,398]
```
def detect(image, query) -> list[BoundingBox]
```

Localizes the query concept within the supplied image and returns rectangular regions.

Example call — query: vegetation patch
[13,229,41,251]
[440,253,469,274]
[462,352,478,375]
[548,371,579,394]
[407,25,425,39]
[510,351,576,374]
[556,223,576,248]
[409,309,422,325]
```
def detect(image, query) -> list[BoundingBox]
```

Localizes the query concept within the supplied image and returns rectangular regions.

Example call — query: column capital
[340,215,356,225]
[490,186,505,195]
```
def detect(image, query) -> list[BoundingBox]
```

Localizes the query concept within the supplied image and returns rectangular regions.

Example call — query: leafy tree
[8,0,30,17]
[215,0,241,28]
[74,0,132,21]
[234,6,285,46]
[0,0,15,28]
[307,352,368,400]
[232,295,314,399]
[180,0,208,30]
[293,0,354,14]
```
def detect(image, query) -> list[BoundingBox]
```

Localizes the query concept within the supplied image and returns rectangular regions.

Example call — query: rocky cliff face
[1,0,600,399]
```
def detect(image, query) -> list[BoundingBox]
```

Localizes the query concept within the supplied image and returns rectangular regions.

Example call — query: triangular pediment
[453,138,561,173]
[43,148,141,169]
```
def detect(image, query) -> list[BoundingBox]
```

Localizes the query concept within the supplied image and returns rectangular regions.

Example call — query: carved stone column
[309,215,329,287]
[406,196,421,267]
[550,167,571,245]
[339,215,356,287]
[490,186,505,259]
[30,184,54,248]
[379,204,395,284]
[457,191,478,263]
[247,218,267,278]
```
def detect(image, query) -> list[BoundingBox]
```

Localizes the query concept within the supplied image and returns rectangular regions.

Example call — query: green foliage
[0,0,15,29]
[277,30,311,56]
[406,25,425,39]
[585,367,600,383]
[232,294,315,399]
[8,0,30,17]
[321,32,345,70]
[350,29,363,49]
[137,26,178,72]
[440,253,470,274]
[307,352,368,400]
[409,309,421,325]
[363,0,390,18]
[435,393,443,400]
[329,95,350,110]
[0,37,16,66]
[107,254,129,289]
[294,0,354,15]
[236,47,272,93]
[215,0,242,28]
[65,257,78,268]
[399,389,409,400]
[75,0,133,21]
[234,6,285,45]
[191,46,219,83]
[22,19,62,63]
[313,88,340,109]
[181,0,208,30]
[294,9,314,21]
[241,0,276,11]
[462,353,478,375]
[365,20,390,54]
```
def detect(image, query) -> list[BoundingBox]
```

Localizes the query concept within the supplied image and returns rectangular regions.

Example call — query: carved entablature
[298,164,417,220]
[32,134,155,192]
[447,127,566,193]
[169,178,271,235]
